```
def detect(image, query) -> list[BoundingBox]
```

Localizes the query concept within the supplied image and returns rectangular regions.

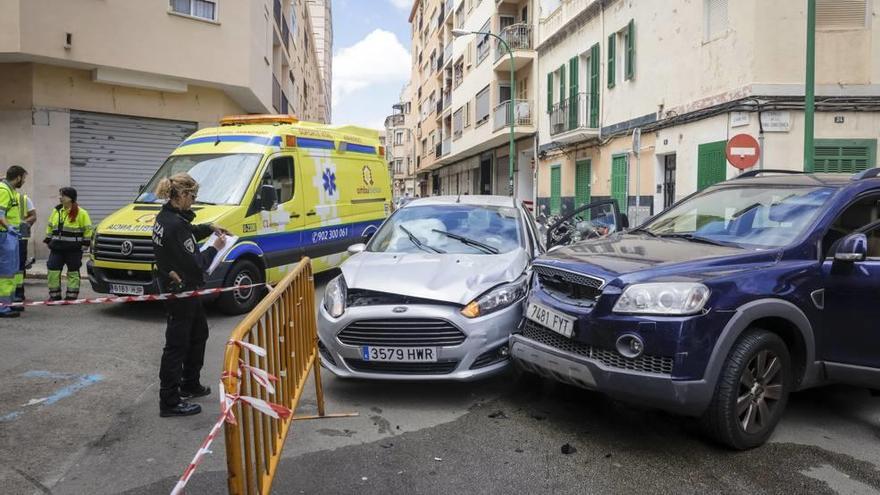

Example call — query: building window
[394,131,404,145]
[813,139,877,173]
[817,0,868,29]
[703,0,728,41]
[453,107,463,139]
[475,85,490,126]
[465,101,472,127]
[170,0,217,21]
[475,19,491,65]
[394,159,404,175]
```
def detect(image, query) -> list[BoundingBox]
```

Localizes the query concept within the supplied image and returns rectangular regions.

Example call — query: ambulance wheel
[217,260,264,315]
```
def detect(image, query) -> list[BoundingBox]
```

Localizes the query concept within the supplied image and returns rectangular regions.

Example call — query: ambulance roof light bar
[220,114,299,126]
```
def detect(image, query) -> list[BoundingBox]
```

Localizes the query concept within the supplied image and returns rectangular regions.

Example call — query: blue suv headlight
[613,283,710,315]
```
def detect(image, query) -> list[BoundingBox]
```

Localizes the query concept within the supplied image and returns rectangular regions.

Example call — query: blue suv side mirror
[834,233,868,262]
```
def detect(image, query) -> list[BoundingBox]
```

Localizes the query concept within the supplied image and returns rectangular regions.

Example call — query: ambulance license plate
[110,284,144,296]
[361,346,437,362]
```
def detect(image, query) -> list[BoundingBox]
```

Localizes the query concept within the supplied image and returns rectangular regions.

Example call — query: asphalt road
[1,277,878,495]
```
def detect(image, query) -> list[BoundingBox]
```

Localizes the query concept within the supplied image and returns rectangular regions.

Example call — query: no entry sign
[726,134,760,170]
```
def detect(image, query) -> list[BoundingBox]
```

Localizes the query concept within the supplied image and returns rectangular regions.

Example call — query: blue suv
[512,169,880,450]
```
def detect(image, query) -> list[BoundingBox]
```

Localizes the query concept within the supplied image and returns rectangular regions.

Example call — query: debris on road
[433,457,443,462]
[561,443,577,455]
[488,410,508,419]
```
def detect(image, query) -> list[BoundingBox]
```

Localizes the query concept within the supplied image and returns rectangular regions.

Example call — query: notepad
[201,233,239,275]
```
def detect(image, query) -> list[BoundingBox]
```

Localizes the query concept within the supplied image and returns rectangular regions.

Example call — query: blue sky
[331,0,413,129]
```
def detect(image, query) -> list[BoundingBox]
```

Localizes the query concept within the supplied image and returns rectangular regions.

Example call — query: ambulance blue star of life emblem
[322,168,337,195]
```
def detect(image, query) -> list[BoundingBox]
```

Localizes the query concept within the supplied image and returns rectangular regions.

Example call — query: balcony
[493,24,535,72]
[493,99,533,132]
[443,92,451,111]
[442,137,451,156]
[435,99,443,115]
[443,42,452,66]
[385,113,405,128]
[435,143,443,158]
[549,92,599,143]
[541,0,598,46]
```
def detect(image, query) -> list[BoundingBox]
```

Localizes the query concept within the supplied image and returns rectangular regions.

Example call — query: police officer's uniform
[14,192,34,305]
[152,201,218,417]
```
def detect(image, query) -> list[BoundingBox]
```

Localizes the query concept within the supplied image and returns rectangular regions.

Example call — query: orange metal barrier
[222,259,351,494]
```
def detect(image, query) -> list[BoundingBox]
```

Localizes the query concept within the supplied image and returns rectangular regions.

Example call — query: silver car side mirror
[347,243,366,255]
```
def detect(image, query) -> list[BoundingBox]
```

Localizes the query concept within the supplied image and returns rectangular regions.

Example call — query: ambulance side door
[254,153,305,269]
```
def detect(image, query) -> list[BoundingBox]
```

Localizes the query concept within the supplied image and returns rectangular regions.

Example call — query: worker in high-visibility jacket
[0,166,27,318]
[44,187,92,301]
[14,189,36,307]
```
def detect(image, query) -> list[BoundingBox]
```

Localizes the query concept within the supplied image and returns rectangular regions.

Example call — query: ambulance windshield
[136,153,263,205]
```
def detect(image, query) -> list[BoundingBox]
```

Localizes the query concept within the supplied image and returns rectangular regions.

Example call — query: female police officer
[152,173,227,417]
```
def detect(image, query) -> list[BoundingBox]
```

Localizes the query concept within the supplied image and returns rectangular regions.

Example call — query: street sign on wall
[726,134,761,170]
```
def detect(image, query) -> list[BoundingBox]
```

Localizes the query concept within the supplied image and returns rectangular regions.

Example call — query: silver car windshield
[369,204,523,255]
[135,153,262,205]
[640,185,835,248]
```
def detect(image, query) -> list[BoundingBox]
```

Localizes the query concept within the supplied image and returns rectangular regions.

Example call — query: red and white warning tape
[170,340,291,495]
[1,283,270,308]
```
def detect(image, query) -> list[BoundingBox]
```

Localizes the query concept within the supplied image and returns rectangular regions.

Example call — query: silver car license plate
[361,346,438,362]
[110,284,144,296]
[526,301,575,338]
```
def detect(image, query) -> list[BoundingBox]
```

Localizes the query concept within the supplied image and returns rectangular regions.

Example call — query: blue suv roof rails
[850,168,880,180]
[736,169,807,179]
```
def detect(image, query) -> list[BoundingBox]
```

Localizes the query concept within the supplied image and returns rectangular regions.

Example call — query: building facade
[0,0,331,257]
[408,0,539,203]
[307,0,333,121]
[385,82,416,199]
[535,0,880,223]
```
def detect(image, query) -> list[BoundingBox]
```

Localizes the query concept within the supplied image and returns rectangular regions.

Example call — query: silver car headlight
[612,283,710,315]
[323,274,347,318]
[461,274,528,318]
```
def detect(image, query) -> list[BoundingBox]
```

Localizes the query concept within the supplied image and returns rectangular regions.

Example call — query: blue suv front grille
[520,320,674,375]
[533,265,604,301]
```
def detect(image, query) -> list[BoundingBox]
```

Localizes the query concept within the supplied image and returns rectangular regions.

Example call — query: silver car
[318,195,543,381]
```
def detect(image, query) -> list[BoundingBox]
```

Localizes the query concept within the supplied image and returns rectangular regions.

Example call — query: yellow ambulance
[86,114,391,314]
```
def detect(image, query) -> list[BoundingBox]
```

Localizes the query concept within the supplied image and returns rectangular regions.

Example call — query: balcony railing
[443,42,452,65]
[272,75,281,112]
[443,92,451,111]
[495,23,533,62]
[493,99,533,131]
[435,143,443,158]
[441,137,451,156]
[549,92,594,136]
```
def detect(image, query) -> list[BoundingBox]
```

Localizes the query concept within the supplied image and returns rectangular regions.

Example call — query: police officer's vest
[0,181,21,233]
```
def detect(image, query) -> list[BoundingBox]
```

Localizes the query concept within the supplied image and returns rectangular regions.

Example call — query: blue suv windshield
[640,185,835,248]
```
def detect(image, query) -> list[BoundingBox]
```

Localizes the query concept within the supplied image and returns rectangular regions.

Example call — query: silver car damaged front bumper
[317,301,522,381]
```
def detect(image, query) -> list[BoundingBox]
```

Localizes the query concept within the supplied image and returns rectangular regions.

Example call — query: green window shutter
[607,33,616,88]
[697,141,727,190]
[575,159,592,208]
[611,155,628,211]
[625,19,635,80]
[569,56,579,129]
[546,72,553,114]
[813,139,877,173]
[550,165,562,215]
[589,43,600,128]
[559,64,566,110]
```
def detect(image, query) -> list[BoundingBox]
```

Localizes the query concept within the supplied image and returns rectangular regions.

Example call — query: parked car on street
[512,169,880,450]
[318,195,621,380]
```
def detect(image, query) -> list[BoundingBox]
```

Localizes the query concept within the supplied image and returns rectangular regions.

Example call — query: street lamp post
[452,27,516,198]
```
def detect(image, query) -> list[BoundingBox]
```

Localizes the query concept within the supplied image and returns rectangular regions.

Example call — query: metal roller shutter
[70,111,197,223]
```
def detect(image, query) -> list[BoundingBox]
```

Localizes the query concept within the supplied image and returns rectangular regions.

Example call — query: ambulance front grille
[94,235,155,264]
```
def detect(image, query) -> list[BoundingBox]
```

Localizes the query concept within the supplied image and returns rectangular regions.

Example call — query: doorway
[663,154,676,208]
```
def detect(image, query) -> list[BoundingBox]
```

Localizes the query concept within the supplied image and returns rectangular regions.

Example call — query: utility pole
[804,0,816,172]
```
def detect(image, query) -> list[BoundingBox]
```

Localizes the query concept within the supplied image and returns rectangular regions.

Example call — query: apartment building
[408,0,538,201]
[408,0,444,197]
[536,0,880,222]
[0,0,330,257]
[307,0,333,121]
[385,82,416,199]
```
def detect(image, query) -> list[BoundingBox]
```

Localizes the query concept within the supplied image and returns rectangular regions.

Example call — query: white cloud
[332,29,411,108]
[388,0,412,10]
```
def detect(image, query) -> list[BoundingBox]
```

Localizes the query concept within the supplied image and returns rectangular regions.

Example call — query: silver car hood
[341,249,530,305]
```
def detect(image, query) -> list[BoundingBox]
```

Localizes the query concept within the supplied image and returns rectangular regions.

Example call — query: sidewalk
[25,259,48,279]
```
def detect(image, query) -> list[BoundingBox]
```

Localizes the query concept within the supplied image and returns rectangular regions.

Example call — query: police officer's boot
[160,401,202,417]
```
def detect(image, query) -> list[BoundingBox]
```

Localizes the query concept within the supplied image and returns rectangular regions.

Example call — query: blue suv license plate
[526,302,575,338]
